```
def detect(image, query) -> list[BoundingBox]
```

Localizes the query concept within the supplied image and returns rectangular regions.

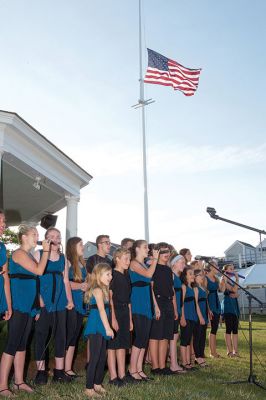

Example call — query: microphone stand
[205,259,265,390]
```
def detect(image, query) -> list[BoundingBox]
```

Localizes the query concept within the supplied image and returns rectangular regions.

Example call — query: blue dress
[69,264,87,315]
[83,295,110,340]
[0,241,7,313]
[221,287,240,317]
[39,252,67,312]
[197,286,209,324]
[183,286,198,322]
[9,256,39,317]
[129,269,153,319]
[173,273,182,316]
[206,276,221,315]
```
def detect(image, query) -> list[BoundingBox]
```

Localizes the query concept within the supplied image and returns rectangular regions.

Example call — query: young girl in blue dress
[0,224,50,396]
[193,269,209,367]
[128,240,159,381]
[169,254,186,373]
[180,267,199,370]
[204,260,225,358]
[84,263,114,398]
[221,264,240,357]
[65,237,88,377]
[0,210,12,323]
[34,227,74,384]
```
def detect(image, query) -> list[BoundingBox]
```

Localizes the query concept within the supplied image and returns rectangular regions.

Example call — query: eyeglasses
[100,241,111,245]
[159,249,171,254]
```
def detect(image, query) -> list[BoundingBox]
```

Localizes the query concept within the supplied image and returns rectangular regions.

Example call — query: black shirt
[152,263,174,298]
[110,270,131,305]
[86,254,112,274]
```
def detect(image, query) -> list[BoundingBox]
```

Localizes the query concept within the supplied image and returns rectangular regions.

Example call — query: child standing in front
[84,263,114,398]
[107,248,133,386]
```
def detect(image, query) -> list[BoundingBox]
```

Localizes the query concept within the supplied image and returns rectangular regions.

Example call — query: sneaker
[52,369,73,383]
[34,370,48,385]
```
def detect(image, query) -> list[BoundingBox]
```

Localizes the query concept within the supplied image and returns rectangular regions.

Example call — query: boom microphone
[194,255,214,261]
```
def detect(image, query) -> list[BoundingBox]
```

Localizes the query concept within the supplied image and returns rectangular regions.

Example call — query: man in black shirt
[86,234,112,274]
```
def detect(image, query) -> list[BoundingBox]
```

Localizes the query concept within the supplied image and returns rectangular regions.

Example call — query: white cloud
[64,142,266,178]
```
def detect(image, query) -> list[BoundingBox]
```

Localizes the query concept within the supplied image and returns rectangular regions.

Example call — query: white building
[224,240,257,268]
[0,110,92,239]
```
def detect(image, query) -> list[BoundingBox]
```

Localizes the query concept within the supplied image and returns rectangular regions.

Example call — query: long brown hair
[66,237,85,282]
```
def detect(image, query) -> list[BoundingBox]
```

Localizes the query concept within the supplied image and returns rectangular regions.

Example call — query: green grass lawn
[1,316,266,399]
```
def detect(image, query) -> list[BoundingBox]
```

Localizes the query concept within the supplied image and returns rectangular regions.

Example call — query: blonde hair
[113,247,130,265]
[84,263,111,304]
[222,264,234,272]
[18,224,37,244]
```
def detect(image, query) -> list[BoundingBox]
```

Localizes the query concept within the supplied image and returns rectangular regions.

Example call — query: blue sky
[1,0,266,256]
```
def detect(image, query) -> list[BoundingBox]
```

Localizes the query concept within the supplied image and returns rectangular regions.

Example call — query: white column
[65,195,79,242]
[0,150,3,209]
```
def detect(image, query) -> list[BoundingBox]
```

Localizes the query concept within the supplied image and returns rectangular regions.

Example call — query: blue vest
[69,264,87,315]
[83,295,110,339]
[197,286,208,324]
[39,251,67,312]
[206,276,221,314]
[221,287,240,317]
[0,242,7,313]
[129,268,153,319]
[183,286,198,322]
[173,273,182,315]
[9,254,39,316]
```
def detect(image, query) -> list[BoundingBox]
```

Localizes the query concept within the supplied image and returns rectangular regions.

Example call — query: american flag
[144,48,202,96]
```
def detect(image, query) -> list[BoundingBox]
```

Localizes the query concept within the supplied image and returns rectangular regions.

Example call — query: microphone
[225,271,246,279]
[37,240,59,246]
[194,255,214,261]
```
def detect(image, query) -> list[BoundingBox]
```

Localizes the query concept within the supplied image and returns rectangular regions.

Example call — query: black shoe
[151,368,160,375]
[159,367,176,376]
[52,369,73,383]
[108,378,124,387]
[126,371,143,383]
[34,370,48,385]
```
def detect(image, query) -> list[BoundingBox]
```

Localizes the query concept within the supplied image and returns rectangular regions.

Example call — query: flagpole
[139,0,149,242]
[132,0,155,242]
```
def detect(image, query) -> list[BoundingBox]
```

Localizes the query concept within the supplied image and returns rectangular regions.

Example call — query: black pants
[4,310,33,356]
[86,334,106,389]
[66,309,84,348]
[35,307,66,360]
[180,320,196,346]
[210,312,220,335]
[224,313,239,334]
[193,322,207,358]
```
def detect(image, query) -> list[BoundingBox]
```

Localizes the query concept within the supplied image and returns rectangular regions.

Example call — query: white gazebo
[0,110,92,239]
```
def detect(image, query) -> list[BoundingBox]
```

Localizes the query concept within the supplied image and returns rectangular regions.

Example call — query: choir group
[0,210,240,398]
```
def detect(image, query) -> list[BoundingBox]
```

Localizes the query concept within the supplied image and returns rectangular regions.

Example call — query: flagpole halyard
[132,0,155,242]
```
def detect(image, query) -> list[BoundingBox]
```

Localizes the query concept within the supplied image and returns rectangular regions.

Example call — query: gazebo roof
[0,110,92,225]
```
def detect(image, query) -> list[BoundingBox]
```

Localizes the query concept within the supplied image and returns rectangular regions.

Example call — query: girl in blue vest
[0,224,50,396]
[193,269,209,367]
[180,267,200,370]
[169,254,186,373]
[204,260,225,358]
[34,227,74,384]
[221,264,240,357]
[84,263,114,398]
[128,240,159,381]
[65,236,88,377]
[0,210,12,323]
